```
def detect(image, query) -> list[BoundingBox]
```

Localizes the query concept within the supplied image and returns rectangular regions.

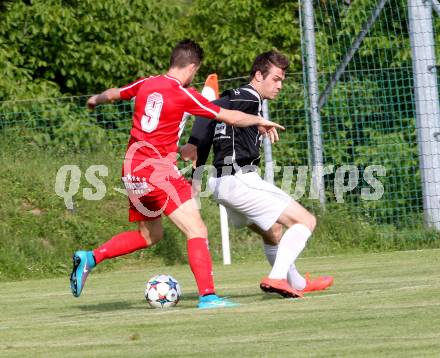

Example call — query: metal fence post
[302,0,326,208]
[263,100,275,185]
[408,0,440,229]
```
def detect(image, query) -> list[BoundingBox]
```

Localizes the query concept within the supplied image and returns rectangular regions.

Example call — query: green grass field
[1,250,440,357]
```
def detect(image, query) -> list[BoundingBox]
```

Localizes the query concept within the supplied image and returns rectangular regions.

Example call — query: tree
[181,0,302,79]
[0,0,184,100]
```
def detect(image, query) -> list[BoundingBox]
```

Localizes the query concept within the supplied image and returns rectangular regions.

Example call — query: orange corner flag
[201,74,219,101]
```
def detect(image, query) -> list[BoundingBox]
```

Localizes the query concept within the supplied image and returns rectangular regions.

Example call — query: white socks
[266,224,311,288]
[264,243,307,290]
[288,265,307,290]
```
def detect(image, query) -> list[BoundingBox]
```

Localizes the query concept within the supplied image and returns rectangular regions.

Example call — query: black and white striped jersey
[188,84,263,176]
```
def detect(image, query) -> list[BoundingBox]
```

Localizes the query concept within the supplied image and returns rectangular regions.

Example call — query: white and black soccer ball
[145,274,181,308]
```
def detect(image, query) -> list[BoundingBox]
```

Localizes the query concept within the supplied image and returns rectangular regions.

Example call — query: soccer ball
[145,274,181,308]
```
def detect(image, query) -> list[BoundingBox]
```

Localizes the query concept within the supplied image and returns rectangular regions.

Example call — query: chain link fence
[1,0,439,230]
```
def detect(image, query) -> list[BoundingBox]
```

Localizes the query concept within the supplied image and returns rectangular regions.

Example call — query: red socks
[93,231,148,264]
[187,237,215,296]
[93,233,215,297]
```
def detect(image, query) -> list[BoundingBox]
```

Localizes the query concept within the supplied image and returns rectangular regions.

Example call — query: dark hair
[249,51,290,80]
[169,39,204,68]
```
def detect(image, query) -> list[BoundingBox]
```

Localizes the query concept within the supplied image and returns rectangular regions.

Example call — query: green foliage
[183,0,302,79]
[310,204,439,255]
[354,125,421,223]
[314,0,411,72]
[0,97,125,153]
[0,0,184,100]
[1,0,439,281]
[0,0,305,99]
[0,0,416,99]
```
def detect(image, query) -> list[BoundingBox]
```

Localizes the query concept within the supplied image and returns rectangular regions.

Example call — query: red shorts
[122,159,193,222]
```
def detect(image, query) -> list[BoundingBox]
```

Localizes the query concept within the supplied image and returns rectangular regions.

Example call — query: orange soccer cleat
[260,277,304,299]
[301,273,334,293]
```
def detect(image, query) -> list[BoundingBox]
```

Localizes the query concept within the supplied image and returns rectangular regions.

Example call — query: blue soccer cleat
[70,250,96,298]
[198,294,239,309]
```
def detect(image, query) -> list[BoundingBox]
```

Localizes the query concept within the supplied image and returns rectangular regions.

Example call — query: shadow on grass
[73,292,276,313]
[76,300,142,312]
[259,294,300,301]
[182,291,265,300]
[182,291,278,307]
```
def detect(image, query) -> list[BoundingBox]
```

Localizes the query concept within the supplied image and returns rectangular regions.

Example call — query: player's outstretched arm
[87,88,121,110]
[216,108,285,131]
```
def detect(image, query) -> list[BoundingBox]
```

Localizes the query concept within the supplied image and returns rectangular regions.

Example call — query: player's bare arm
[87,88,122,110]
[216,107,285,131]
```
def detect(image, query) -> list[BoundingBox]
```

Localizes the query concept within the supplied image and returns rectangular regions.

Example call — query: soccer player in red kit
[69,39,284,309]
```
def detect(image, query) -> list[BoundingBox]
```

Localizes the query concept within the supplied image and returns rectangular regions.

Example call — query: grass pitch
[1,250,440,357]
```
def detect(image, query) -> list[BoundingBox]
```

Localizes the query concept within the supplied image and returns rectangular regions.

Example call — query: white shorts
[208,171,292,231]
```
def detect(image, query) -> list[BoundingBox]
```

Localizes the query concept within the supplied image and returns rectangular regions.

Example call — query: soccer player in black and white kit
[180,51,333,298]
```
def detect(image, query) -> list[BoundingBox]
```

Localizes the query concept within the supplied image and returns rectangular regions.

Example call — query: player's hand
[87,96,98,110]
[179,143,198,162]
[258,118,285,131]
[266,127,279,143]
[258,126,280,143]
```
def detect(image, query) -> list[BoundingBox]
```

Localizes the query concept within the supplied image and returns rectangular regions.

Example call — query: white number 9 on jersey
[141,92,163,132]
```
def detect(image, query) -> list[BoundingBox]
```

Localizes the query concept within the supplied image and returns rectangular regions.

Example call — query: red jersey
[120,74,220,162]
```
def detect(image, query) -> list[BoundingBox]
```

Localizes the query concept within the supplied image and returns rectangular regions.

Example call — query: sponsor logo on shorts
[123,141,184,217]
